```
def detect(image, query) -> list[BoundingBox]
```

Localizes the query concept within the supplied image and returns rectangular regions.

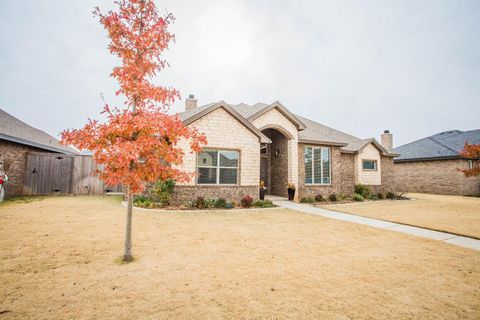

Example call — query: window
[362,160,377,171]
[304,146,330,184]
[197,150,239,184]
[468,160,474,170]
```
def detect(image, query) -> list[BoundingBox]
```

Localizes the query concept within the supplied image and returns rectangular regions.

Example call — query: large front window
[304,146,331,184]
[197,149,239,184]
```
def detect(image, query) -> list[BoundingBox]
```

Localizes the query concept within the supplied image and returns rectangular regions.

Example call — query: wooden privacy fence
[23,153,122,196]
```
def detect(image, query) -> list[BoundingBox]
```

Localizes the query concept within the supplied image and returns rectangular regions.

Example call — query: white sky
[1,0,479,147]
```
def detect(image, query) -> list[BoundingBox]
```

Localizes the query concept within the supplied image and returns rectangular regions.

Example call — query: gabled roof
[0,108,79,155]
[179,101,271,144]
[394,129,480,161]
[247,101,307,130]
[177,101,397,156]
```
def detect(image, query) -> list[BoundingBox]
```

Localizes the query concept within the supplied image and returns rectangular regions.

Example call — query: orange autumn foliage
[459,142,480,177]
[61,0,206,194]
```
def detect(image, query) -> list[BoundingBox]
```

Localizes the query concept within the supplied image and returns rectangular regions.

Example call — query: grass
[321,193,480,238]
[0,196,479,319]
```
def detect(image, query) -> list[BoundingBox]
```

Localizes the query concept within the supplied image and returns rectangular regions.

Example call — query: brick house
[0,108,78,198]
[172,96,398,203]
[393,129,480,195]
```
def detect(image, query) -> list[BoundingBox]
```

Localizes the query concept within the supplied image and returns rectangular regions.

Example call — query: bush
[215,198,227,208]
[338,194,349,201]
[386,191,395,199]
[300,197,315,203]
[314,194,323,202]
[369,194,379,200]
[205,198,216,208]
[195,196,206,209]
[253,199,275,208]
[225,202,234,209]
[329,194,337,202]
[133,196,153,208]
[354,184,372,199]
[241,195,254,208]
[148,179,175,206]
[377,193,384,200]
[352,193,364,202]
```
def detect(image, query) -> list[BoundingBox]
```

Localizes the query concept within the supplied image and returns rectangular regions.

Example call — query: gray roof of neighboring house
[177,102,396,155]
[393,129,480,161]
[0,108,79,154]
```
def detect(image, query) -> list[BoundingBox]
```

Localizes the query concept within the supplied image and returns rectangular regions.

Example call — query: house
[0,108,78,198]
[172,95,398,203]
[393,129,480,196]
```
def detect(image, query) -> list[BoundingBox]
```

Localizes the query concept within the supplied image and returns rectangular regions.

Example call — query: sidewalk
[272,199,480,251]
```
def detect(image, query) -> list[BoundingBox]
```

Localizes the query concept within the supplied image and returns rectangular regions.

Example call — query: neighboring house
[393,129,480,196]
[0,108,78,198]
[172,95,398,203]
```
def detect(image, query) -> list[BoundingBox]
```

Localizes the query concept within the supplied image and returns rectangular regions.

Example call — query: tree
[61,0,206,262]
[459,143,480,177]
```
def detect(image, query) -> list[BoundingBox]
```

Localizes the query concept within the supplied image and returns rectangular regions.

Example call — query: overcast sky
[1,0,479,147]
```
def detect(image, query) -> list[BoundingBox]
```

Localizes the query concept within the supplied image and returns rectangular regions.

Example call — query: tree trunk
[123,188,133,262]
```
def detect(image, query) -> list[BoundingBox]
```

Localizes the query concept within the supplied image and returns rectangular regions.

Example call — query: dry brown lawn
[0,196,479,319]
[322,193,480,238]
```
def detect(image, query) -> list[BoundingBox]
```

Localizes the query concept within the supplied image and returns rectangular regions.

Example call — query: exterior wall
[262,129,288,197]
[355,143,382,185]
[298,144,345,198]
[176,107,260,187]
[0,140,49,198]
[394,159,480,196]
[252,108,299,197]
[379,156,395,193]
[339,153,356,195]
[171,185,257,205]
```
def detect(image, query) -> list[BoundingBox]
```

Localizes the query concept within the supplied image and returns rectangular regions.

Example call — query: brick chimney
[185,94,197,111]
[381,130,393,150]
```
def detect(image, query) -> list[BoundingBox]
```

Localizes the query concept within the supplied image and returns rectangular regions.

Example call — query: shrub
[148,179,175,206]
[133,196,153,208]
[352,193,364,202]
[225,202,234,209]
[377,193,384,200]
[253,199,275,208]
[205,198,217,208]
[314,194,323,202]
[215,198,227,208]
[300,197,315,203]
[195,196,206,209]
[369,194,379,200]
[386,191,395,199]
[329,194,337,202]
[184,200,196,208]
[241,195,254,208]
[338,194,349,201]
[354,184,372,199]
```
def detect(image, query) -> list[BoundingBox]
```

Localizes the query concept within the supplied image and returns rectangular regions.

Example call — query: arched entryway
[260,128,290,197]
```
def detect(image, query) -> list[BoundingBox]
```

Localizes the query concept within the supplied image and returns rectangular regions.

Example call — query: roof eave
[181,101,271,144]
[248,101,307,131]
[394,155,462,163]
[0,133,78,155]
[299,139,348,147]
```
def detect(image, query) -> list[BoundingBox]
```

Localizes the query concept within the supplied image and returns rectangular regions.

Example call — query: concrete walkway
[271,198,480,251]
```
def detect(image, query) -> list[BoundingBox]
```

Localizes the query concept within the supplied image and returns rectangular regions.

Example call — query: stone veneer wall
[297,144,344,198]
[251,108,299,198]
[355,143,381,185]
[176,108,260,186]
[394,159,479,196]
[262,129,288,197]
[171,185,257,205]
[0,140,50,198]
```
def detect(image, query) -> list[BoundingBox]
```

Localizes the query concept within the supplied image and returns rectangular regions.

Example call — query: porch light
[275,149,280,156]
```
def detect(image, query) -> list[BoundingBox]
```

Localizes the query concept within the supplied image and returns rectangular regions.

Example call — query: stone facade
[171,185,257,205]
[0,140,50,198]
[355,144,382,185]
[394,159,480,196]
[176,108,260,186]
[251,108,299,197]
